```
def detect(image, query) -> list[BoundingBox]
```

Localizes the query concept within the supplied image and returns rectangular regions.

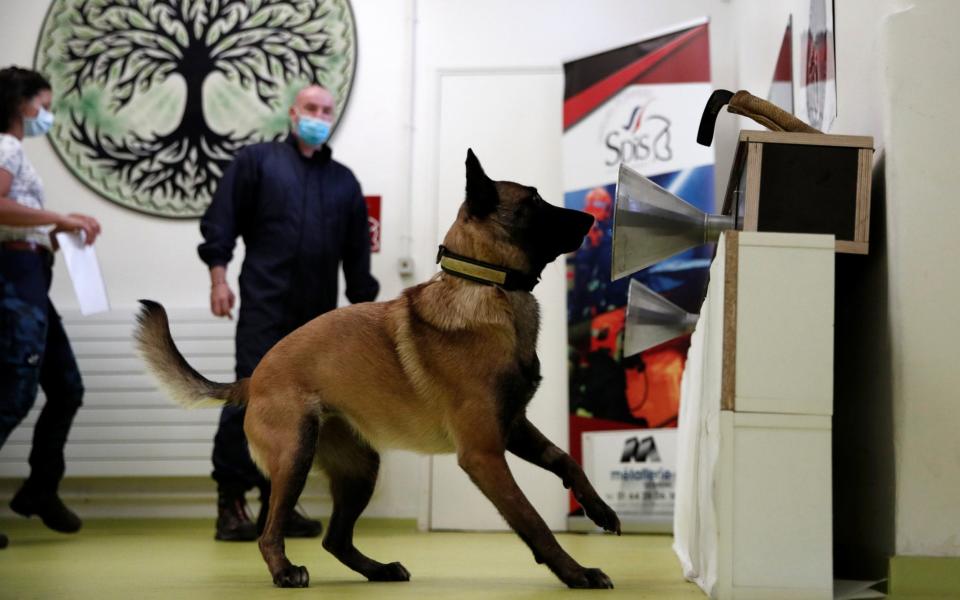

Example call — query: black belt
[0,240,52,255]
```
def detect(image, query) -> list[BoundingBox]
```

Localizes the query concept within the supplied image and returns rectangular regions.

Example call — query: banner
[563,19,714,531]
[797,0,837,131]
[582,428,677,531]
[768,16,794,113]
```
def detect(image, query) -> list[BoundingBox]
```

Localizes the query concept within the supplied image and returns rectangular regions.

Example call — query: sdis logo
[603,100,673,167]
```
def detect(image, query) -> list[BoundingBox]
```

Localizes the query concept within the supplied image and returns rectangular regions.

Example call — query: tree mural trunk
[177,39,216,144]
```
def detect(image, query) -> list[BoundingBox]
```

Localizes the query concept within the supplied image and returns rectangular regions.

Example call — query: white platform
[674,231,835,599]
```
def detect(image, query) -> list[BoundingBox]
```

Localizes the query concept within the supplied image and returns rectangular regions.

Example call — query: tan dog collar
[436,245,538,292]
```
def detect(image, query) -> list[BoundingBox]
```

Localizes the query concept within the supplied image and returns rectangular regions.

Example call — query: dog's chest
[507,293,540,362]
[496,355,542,430]
[496,293,542,430]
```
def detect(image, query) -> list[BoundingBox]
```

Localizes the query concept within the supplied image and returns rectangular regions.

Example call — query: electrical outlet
[397,257,415,277]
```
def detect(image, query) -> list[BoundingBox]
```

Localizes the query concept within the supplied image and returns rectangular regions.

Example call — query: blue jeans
[0,249,84,494]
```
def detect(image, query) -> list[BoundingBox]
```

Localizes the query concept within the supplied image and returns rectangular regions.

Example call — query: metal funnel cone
[623,279,699,357]
[611,163,734,280]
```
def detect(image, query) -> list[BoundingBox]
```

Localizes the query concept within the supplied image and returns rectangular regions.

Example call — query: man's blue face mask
[24,106,55,137]
[296,114,331,147]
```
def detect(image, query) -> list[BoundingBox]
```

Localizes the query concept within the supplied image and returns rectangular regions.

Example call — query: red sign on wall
[365,195,381,253]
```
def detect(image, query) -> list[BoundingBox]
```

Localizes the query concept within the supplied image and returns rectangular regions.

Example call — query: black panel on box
[757,144,858,239]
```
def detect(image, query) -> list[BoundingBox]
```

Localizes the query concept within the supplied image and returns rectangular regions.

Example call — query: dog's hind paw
[273,565,309,588]
[366,561,411,582]
[565,567,614,589]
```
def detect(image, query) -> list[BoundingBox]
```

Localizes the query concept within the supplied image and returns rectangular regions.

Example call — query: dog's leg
[249,415,319,588]
[507,416,621,535]
[316,417,410,582]
[454,413,614,589]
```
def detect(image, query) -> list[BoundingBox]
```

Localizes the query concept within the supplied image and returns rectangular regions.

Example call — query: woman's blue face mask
[296,114,331,147]
[24,105,55,137]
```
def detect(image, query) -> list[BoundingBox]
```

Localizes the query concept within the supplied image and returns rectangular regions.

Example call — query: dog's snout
[572,210,594,237]
[552,207,594,253]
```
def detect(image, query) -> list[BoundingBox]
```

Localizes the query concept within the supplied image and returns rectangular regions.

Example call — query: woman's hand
[53,213,101,245]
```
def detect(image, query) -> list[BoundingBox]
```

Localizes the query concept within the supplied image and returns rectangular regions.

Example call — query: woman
[0,66,101,549]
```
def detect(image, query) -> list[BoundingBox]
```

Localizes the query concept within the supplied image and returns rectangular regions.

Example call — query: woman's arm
[0,196,65,227]
[0,168,62,226]
[0,169,101,243]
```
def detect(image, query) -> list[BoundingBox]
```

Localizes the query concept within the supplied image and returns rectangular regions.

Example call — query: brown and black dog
[136,149,621,589]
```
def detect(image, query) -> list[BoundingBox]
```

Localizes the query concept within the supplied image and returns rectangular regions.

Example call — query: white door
[428,69,569,531]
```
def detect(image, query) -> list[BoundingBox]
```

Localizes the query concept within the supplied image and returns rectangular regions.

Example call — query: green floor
[0,518,705,599]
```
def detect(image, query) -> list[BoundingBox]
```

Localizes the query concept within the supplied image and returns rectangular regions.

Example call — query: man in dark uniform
[198,84,379,541]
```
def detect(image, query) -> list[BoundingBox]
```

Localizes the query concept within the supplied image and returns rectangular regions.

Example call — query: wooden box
[723,130,874,255]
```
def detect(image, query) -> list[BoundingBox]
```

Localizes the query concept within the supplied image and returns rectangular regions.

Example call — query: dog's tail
[135,300,248,408]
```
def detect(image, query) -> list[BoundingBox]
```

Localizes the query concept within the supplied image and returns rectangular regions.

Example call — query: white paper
[55,231,110,315]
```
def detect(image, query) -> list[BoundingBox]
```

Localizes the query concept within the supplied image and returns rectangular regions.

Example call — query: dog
[135,149,621,589]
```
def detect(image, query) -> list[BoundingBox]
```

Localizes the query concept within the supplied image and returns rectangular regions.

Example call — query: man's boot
[9,482,82,534]
[215,487,257,541]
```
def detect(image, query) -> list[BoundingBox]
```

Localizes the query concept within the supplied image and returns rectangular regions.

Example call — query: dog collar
[436,245,539,292]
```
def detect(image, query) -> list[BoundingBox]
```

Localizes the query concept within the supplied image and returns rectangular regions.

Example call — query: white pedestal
[674,231,835,599]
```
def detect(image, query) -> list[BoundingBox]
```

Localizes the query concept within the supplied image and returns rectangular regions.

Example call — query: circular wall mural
[35,0,357,218]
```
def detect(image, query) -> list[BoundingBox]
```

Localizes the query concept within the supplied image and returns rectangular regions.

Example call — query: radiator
[0,307,235,477]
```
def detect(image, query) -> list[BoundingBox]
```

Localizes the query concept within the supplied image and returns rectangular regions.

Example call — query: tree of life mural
[35,0,357,217]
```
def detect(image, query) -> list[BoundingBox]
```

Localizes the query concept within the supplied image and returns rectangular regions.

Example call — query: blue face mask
[296,115,331,147]
[24,106,55,137]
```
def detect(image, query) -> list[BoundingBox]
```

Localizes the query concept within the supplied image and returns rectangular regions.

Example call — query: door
[428,69,569,531]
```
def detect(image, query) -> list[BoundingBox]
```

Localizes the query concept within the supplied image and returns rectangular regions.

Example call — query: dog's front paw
[580,494,621,535]
[565,567,614,589]
[367,561,411,582]
[273,564,309,588]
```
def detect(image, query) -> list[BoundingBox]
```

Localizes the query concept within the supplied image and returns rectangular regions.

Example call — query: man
[198,84,379,541]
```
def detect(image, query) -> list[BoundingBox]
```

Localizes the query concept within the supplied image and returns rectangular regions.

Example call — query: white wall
[883,0,960,558]
[0,0,423,518]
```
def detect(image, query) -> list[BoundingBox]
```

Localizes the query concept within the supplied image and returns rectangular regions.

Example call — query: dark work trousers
[0,248,84,494]
[211,311,298,500]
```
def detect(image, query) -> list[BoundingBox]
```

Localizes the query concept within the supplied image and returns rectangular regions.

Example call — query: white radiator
[0,307,235,478]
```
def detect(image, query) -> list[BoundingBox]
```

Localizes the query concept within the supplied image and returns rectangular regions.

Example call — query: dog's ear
[465,148,498,217]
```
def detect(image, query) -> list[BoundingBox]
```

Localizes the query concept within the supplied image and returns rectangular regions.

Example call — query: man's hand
[210,281,235,319]
[54,213,102,245]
